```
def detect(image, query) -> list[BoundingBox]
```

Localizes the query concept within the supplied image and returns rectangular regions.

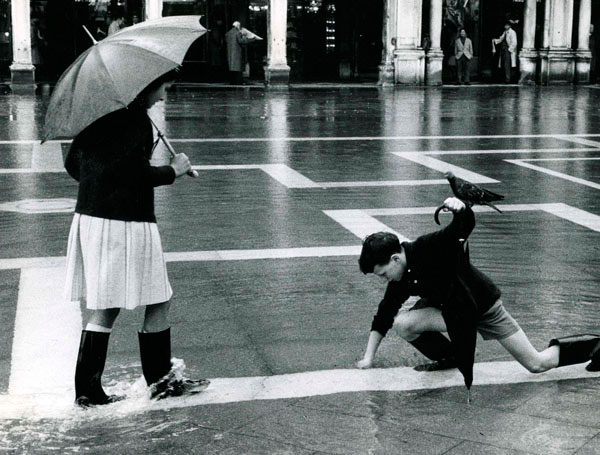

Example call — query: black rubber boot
[138,328,210,400]
[587,343,600,372]
[548,334,600,369]
[75,330,121,407]
[410,332,457,372]
[138,328,173,394]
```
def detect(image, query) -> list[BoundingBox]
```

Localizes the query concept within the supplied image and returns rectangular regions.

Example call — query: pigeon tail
[484,201,502,213]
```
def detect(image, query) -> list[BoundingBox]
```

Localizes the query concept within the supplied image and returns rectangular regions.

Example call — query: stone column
[145,0,163,20]
[378,0,396,86]
[425,0,443,85]
[10,0,35,87]
[575,0,592,83]
[393,0,425,85]
[539,0,575,84]
[539,0,551,84]
[519,0,538,84]
[265,0,290,85]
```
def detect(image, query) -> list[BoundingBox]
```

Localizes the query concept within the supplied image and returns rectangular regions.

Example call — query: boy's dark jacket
[371,207,501,387]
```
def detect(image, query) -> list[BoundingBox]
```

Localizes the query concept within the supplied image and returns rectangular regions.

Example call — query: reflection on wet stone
[0,87,599,454]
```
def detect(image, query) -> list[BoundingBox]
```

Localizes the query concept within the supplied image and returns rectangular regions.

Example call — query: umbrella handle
[151,120,198,178]
[158,133,199,178]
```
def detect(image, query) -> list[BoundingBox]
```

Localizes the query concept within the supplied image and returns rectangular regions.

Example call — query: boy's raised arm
[442,197,475,240]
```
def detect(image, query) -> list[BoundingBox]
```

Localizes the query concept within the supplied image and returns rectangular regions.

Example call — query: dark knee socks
[410,332,454,361]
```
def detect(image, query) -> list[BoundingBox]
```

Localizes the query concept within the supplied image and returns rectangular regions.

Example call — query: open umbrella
[42,16,207,143]
[241,27,263,41]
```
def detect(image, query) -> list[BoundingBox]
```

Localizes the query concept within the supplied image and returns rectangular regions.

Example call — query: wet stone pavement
[0,85,599,454]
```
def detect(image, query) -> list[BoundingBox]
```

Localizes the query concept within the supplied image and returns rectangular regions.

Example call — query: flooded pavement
[0,85,599,454]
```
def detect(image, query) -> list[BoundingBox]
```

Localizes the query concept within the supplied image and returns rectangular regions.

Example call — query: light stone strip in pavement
[321,210,407,241]
[0,198,76,214]
[324,204,600,239]
[192,164,322,189]
[1,205,598,272]
[391,152,499,184]
[552,135,600,148]
[0,168,64,174]
[259,164,323,188]
[2,133,600,146]
[31,142,63,171]
[1,361,599,420]
[9,267,82,395]
[505,158,600,190]
[514,157,600,161]
[163,133,600,142]
[193,164,471,189]
[320,179,448,187]
[0,246,363,270]
[425,147,600,155]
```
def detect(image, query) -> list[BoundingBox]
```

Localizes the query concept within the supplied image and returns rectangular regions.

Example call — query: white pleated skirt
[64,214,173,310]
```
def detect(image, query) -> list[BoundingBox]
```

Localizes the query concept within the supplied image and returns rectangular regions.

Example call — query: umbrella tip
[82,25,98,45]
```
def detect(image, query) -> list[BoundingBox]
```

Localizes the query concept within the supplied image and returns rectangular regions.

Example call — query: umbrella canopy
[42,16,206,141]
[241,27,263,41]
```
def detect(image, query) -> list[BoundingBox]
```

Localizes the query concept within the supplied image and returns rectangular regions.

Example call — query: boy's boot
[587,342,600,372]
[548,334,600,371]
[138,328,210,400]
[75,330,122,407]
[411,332,457,372]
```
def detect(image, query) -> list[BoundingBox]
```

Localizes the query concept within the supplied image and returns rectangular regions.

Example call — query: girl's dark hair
[133,68,180,105]
[358,232,402,274]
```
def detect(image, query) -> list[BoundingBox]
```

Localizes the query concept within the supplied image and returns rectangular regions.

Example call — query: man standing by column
[225,21,249,85]
[494,22,518,83]
[454,28,473,84]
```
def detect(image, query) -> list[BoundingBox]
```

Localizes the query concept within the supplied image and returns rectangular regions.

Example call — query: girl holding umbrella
[64,71,210,406]
[42,16,210,407]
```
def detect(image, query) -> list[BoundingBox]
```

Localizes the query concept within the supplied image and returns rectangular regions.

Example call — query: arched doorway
[286,0,383,82]
[441,0,543,84]
[164,0,267,83]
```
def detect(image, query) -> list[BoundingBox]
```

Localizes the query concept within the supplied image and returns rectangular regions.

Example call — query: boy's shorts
[410,298,521,341]
[477,299,521,340]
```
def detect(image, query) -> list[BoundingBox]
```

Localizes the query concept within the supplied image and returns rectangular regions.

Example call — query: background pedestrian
[454,28,473,84]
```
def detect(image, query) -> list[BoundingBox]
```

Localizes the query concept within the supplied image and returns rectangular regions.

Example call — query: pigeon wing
[481,187,504,201]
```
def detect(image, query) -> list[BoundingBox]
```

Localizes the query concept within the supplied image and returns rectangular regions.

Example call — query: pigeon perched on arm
[434,171,504,224]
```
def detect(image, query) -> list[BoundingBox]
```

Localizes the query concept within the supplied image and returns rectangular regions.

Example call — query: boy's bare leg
[395,308,458,371]
[394,307,448,341]
[498,329,559,373]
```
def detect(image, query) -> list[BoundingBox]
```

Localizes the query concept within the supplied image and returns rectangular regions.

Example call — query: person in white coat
[454,29,473,84]
[493,23,518,83]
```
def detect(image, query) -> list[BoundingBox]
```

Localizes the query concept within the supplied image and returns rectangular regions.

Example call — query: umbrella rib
[95,48,128,104]
[95,43,181,104]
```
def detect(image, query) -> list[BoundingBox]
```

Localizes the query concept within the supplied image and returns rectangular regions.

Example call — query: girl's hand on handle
[170,153,193,178]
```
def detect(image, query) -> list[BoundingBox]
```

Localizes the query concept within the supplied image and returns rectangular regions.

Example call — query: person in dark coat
[64,73,210,406]
[225,21,249,85]
[356,197,600,383]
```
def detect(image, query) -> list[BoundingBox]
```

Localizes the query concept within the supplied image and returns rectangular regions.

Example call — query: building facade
[5,0,599,86]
